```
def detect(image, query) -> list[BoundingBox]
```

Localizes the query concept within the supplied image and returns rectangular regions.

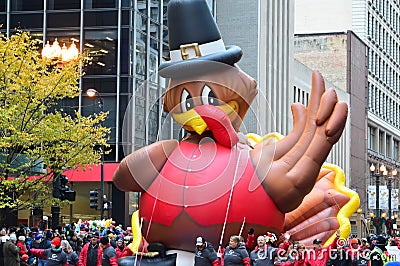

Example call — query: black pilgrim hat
[159,0,243,78]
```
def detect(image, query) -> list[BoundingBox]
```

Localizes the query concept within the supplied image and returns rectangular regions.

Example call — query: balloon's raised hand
[250,70,348,213]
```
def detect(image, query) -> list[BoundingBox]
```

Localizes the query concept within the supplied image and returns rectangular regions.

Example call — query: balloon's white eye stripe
[180,89,193,112]
[201,85,218,106]
[202,85,211,105]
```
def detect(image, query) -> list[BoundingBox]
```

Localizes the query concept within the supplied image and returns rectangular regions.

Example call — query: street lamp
[387,168,398,235]
[86,88,105,220]
[42,38,79,63]
[370,163,387,234]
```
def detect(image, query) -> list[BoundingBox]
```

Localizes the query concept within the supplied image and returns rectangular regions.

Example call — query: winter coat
[77,242,102,266]
[30,247,68,266]
[17,240,28,256]
[101,244,118,266]
[3,240,20,266]
[66,250,79,266]
[370,246,391,266]
[305,237,338,266]
[223,245,250,266]
[195,242,220,266]
[115,245,133,259]
[250,241,290,266]
[0,241,4,266]
[325,249,352,266]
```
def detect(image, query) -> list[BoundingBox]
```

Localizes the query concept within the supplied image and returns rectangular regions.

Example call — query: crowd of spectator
[195,229,400,266]
[0,219,134,266]
[3,220,400,266]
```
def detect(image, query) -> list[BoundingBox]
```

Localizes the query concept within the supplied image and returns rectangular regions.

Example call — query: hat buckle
[180,43,201,60]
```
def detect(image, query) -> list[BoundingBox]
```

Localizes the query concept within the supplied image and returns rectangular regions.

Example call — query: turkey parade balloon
[113,0,359,264]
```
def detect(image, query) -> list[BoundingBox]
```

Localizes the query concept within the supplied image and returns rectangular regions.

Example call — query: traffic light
[60,175,68,187]
[52,173,61,198]
[59,175,76,201]
[53,174,76,201]
[90,190,99,209]
[60,187,76,201]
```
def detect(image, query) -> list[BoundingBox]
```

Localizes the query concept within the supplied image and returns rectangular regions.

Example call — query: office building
[296,0,400,220]
[0,0,171,226]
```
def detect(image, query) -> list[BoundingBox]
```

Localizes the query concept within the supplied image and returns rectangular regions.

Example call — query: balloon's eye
[180,89,194,112]
[201,85,219,106]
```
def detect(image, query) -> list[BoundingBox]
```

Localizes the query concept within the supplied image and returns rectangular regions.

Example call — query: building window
[11,0,43,11]
[379,131,385,154]
[84,30,117,75]
[368,126,376,150]
[47,12,80,28]
[386,135,391,157]
[0,1,5,12]
[92,0,116,9]
[136,30,147,79]
[394,139,399,161]
[368,83,372,110]
[47,0,80,10]
[84,11,118,27]
[10,13,43,29]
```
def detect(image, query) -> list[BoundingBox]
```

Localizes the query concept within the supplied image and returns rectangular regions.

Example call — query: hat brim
[159,45,242,78]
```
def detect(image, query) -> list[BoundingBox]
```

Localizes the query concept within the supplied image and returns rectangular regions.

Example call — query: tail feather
[283,164,360,247]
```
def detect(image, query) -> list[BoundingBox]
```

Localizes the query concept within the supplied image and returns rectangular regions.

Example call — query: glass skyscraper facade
[0,0,172,225]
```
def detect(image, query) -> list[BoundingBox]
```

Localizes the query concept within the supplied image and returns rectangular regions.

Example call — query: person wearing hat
[20,253,34,266]
[370,235,392,266]
[305,230,340,266]
[360,238,369,251]
[194,236,220,266]
[30,233,44,266]
[99,236,117,266]
[115,237,133,259]
[17,235,28,257]
[78,233,101,266]
[3,233,20,266]
[344,238,361,260]
[30,237,68,266]
[61,240,79,266]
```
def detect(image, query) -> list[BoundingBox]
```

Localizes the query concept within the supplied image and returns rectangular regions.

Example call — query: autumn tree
[0,31,109,226]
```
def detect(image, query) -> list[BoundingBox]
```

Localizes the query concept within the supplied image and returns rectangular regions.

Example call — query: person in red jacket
[77,235,102,266]
[99,236,118,266]
[345,238,361,260]
[115,238,133,259]
[293,244,307,266]
[17,236,28,256]
[305,230,340,266]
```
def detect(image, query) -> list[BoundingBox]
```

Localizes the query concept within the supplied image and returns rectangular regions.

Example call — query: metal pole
[388,178,392,218]
[100,100,105,220]
[388,177,392,235]
[100,144,105,220]
[86,89,105,220]
[375,173,381,234]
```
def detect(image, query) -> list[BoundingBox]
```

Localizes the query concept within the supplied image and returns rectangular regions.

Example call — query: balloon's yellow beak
[171,100,239,135]
[172,109,208,135]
